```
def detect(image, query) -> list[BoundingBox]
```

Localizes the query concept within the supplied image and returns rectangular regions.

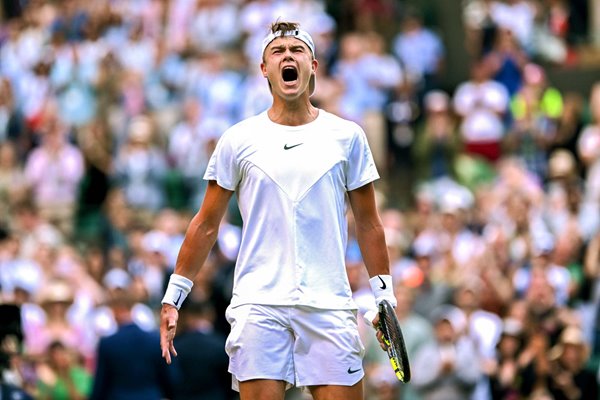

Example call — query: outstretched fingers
[161,334,177,364]
[160,305,179,364]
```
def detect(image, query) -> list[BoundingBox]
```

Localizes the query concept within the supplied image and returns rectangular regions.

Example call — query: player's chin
[279,82,308,98]
[280,82,299,93]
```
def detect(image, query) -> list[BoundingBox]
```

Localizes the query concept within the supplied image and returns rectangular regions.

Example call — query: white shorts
[225,304,365,391]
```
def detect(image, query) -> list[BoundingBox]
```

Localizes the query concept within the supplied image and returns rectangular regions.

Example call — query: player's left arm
[348,182,395,348]
[347,182,390,279]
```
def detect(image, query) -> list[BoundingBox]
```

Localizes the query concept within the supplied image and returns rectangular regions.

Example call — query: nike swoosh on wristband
[283,143,303,150]
[173,291,182,307]
[347,367,361,374]
[378,275,387,290]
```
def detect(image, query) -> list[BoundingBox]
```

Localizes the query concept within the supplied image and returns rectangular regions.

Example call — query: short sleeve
[203,130,239,190]
[346,125,379,191]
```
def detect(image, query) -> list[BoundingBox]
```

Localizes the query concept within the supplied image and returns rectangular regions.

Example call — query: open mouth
[282,66,298,83]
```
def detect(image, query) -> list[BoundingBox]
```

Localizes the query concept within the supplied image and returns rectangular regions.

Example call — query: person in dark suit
[1,382,34,400]
[172,298,234,400]
[0,304,34,400]
[90,290,178,400]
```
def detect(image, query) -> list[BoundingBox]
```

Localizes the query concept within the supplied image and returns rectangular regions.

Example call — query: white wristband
[369,274,397,308]
[161,274,194,310]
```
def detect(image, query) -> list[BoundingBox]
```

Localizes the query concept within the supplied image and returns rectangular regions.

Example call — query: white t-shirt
[205,110,379,310]
[453,80,509,142]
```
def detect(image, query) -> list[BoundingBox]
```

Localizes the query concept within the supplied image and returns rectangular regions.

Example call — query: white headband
[261,29,315,57]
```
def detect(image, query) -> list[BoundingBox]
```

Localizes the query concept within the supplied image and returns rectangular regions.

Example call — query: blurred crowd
[0,0,599,399]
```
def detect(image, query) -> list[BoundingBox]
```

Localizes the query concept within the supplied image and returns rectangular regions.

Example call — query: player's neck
[268,98,319,126]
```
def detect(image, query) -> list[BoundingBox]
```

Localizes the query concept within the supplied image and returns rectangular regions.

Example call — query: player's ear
[260,62,267,78]
[311,58,318,75]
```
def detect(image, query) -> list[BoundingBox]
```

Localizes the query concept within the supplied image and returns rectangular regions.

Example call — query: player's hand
[364,310,388,351]
[372,314,390,352]
[160,304,179,364]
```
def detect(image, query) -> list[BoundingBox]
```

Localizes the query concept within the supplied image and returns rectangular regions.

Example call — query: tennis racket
[378,299,411,383]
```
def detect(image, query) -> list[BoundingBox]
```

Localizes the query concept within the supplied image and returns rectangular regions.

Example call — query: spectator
[90,268,156,339]
[0,304,34,399]
[462,0,501,57]
[552,92,586,166]
[518,324,553,397]
[36,340,92,400]
[172,299,232,400]
[583,232,600,371]
[152,209,186,270]
[26,278,88,361]
[114,21,157,77]
[433,186,484,283]
[188,50,243,128]
[488,0,537,55]
[452,277,503,400]
[504,63,563,180]
[453,58,510,164]
[136,229,173,306]
[483,27,528,96]
[167,98,216,211]
[522,270,573,346]
[577,82,600,205]
[23,110,85,238]
[12,53,53,134]
[73,119,113,245]
[188,0,240,54]
[485,187,550,272]
[0,141,27,223]
[49,43,99,129]
[49,0,89,43]
[547,325,598,399]
[366,31,405,173]
[0,77,26,150]
[238,59,278,119]
[333,31,404,171]
[406,231,454,319]
[90,290,177,400]
[513,235,572,306]
[412,90,461,185]
[410,305,481,400]
[11,200,63,261]
[391,7,445,105]
[486,318,526,400]
[531,0,570,64]
[112,114,169,220]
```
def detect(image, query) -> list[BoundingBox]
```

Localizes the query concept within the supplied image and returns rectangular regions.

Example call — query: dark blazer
[90,323,178,400]
[1,383,34,400]
[173,329,233,400]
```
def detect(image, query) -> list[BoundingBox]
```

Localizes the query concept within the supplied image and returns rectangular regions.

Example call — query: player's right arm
[160,180,234,364]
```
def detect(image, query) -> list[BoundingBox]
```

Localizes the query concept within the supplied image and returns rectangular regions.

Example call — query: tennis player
[160,20,397,400]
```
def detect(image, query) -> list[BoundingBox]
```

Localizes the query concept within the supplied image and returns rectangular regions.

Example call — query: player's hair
[269,20,300,35]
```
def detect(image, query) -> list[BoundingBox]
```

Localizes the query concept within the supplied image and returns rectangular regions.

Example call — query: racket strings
[383,313,402,345]
[381,306,410,383]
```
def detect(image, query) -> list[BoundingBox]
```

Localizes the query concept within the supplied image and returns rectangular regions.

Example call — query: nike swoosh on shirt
[378,276,386,290]
[347,367,361,374]
[283,143,303,150]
